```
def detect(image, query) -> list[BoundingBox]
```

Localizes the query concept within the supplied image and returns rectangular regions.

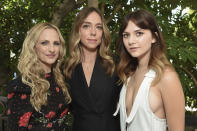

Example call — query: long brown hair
[18,22,71,111]
[116,9,172,84]
[64,7,114,79]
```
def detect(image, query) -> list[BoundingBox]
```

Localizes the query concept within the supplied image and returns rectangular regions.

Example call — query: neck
[134,59,149,78]
[81,48,97,63]
[137,53,150,72]
[44,67,51,74]
[40,63,52,73]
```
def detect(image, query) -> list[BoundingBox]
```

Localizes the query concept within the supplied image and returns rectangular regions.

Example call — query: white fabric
[114,69,167,131]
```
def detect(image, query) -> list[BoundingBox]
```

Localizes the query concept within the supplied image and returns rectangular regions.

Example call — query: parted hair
[18,22,71,111]
[64,7,115,79]
[116,9,173,84]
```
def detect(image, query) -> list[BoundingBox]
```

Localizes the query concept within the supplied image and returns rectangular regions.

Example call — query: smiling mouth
[47,54,56,58]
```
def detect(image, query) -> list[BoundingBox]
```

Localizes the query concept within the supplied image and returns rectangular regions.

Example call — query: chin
[84,46,98,52]
[129,52,139,57]
[45,60,57,65]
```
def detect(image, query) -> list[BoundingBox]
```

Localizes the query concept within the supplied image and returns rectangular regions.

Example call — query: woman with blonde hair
[7,22,71,130]
[64,7,121,131]
[114,9,185,131]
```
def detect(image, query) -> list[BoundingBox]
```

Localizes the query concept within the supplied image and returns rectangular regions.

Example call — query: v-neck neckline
[124,70,150,118]
[80,57,97,88]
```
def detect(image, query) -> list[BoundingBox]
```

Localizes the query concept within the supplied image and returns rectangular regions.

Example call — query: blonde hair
[18,22,71,111]
[117,9,173,85]
[64,7,114,79]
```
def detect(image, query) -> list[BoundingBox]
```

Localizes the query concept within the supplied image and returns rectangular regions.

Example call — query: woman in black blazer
[64,7,121,131]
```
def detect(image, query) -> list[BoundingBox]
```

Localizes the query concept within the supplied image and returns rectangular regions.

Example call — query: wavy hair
[116,9,173,84]
[18,22,71,111]
[64,7,114,79]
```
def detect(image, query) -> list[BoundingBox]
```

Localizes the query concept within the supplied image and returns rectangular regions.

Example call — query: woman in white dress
[114,9,185,131]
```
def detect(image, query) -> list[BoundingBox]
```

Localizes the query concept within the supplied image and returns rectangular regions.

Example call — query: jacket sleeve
[7,77,33,131]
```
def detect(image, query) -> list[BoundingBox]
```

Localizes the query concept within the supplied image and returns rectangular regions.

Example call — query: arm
[160,69,185,131]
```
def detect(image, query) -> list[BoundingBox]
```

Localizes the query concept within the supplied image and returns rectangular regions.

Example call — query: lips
[46,54,56,58]
[87,39,97,42]
[129,47,138,51]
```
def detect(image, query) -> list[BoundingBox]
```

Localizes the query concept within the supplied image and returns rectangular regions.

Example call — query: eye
[96,25,103,30]
[136,31,144,37]
[40,41,48,45]
[122,33,129,38]
[54,41,60,46]
[82,24,90,29]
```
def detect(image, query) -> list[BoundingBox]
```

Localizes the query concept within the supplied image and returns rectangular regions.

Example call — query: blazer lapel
[74,63,95,109]
[88,57,106,110]
[77,57,100,110]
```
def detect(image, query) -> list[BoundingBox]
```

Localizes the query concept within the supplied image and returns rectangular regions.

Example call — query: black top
[7,72,69,131]
[68,57,121,131]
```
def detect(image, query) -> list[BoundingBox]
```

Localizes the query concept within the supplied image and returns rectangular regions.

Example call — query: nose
[90,27,96,36]
[128,35,136,46]
[48,44,55,52]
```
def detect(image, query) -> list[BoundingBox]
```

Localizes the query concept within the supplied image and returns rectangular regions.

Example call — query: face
[79,11,103,52]
[122,21,156,60]
[35,28,61,73]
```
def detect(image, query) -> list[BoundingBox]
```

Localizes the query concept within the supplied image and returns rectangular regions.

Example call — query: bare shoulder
[158,67,184,103]
[159,67,181,89]
[158,67,185,130]
[162,67,178,80]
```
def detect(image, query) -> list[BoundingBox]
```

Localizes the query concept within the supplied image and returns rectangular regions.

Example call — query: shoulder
[7,76,31,94]
[158,67,183,95]
[157,68,185,130]
[160,67,180,86]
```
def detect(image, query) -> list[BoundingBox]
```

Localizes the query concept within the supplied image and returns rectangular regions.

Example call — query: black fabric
[68,57,121,131]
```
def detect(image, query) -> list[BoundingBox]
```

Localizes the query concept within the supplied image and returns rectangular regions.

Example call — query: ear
[151,32,158,43]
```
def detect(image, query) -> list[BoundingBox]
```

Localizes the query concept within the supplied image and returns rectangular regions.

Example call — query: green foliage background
[0,0,196,115]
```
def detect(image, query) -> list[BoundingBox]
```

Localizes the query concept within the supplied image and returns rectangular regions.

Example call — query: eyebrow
[40,40,60,43]
[123,29,144,33]
[134,29,144,32]
[40,40,49,42]
[83,21,102,26]
[54,40,60,43]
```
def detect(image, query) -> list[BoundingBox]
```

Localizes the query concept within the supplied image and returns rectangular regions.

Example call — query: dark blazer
[68,57,121,131]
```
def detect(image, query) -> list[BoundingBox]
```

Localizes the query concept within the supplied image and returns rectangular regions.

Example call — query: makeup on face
[35,28,61,73]
[79,11,103,52]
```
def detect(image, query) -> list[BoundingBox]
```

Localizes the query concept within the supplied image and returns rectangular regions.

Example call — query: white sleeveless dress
[114,69,167,131]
